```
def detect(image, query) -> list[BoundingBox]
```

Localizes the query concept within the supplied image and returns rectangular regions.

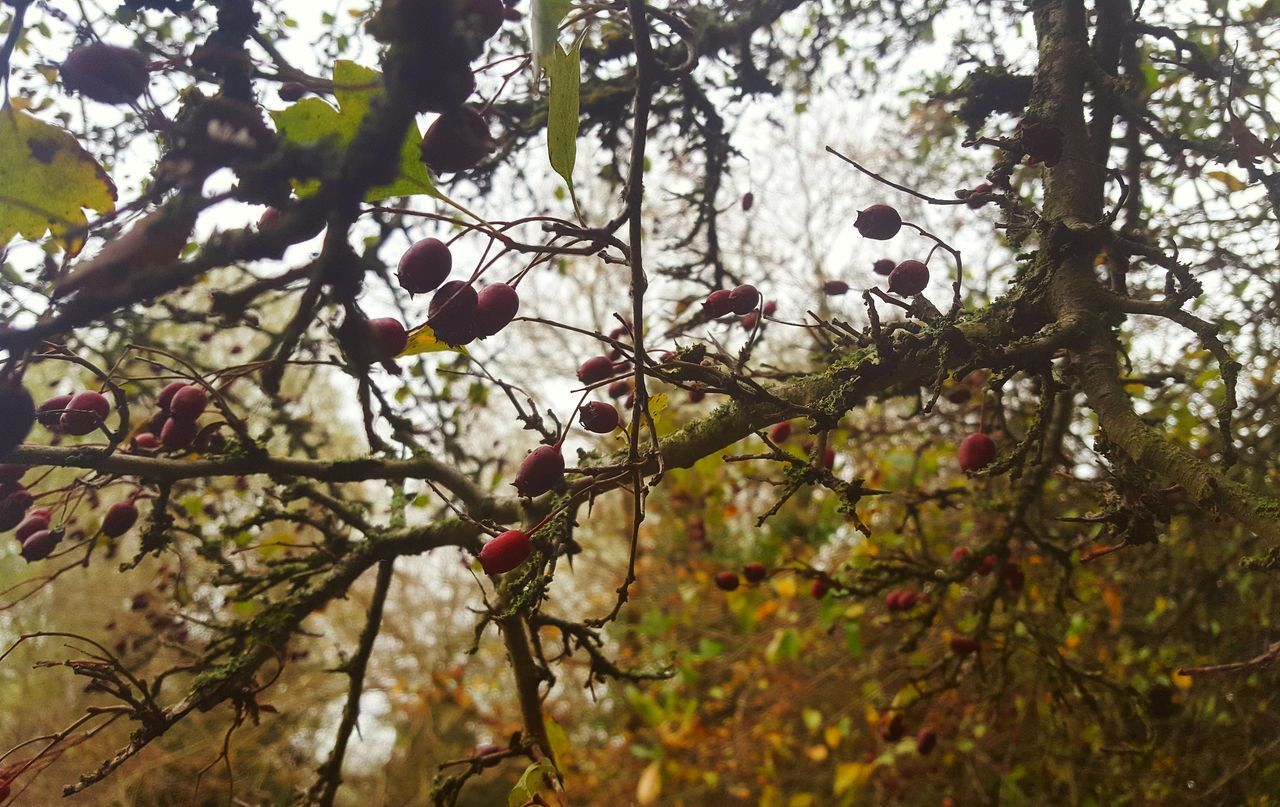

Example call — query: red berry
[715,571,740,591]
[741,192,754,211]
[369,317,409,359]
[950,546,970,563]
[428,281,479,346]
[950,636,980,655]
[133,432,161,452]
[479,529,531,574]
[461,0,504,39]
[728,284,760,315]
[61,42,149,105]
[743,562,767,582]
[607,379,631,399]
[768,421,791,443]
[916,728,937,755]
[37,393,72,431]
[578,401,620,433]
[157,381,187,412]
[60,390,110,436]
[880,712,905,741]
[702,289,734,319]
[762,300,777,317]
[966,182,994,209]
[0,379,35,454]
[421,107,496,174]
[977,554,998,576]
[0,464,26,483]
[854,204,902,240]
[887,260,929,296]
[811,578,831,599]
[822,279,849,295]
[15,513,49,543]
[160,417,199,450]
[397,237,452,294]
[21,529,59,561]
[740,311,760,330]
[872,258,895,276]
[958,432,997,472]
[102,501,139,538]
[577,356,616,386]
[474,283,520,337]
[885,590,904,610]
[822,447,835,469]
[513,445,564,498]
[168,385,208,422]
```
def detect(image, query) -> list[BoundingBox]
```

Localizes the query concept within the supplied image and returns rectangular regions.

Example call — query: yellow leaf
[772,576,798,598]
[804,744,828,762]
[401,324,464,356]
[647,392,668,418]
[636,761,661,805]
[1172,669,1194,690]
[833,762,875,795]
[0,104,117,256]
[824,725,842,749]
[1205,170,1247,192]
[545,716,570,765]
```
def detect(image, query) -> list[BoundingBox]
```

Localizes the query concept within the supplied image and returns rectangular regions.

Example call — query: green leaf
[531,0,573,80]
[271,61,437,202]
[508,759,556,807]
[545,716,570,764]
[546,43,581,210]
[0,103,116,256]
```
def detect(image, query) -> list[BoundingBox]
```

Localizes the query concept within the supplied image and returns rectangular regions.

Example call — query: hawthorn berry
[133,432,161,452]
[37,393,72,431]
[702,289,734,319]
[369,317,409,359]
[823,279,849,295]
[715,571,740,591]
[168,385,208,421]
[743,562,767,583]
[578,401,620,434]
[762,300,777,317]
[958,432,997,472]
[916,728,938,755]
[157,381,187,412]
[577,356,616,386]
[428,281,479,346]
[479,529,531,574]
[854,204,902,240]
[15,513,49,544]
[769,421,792,443]
[728,284,760,315]
[421,107,496,174]
[741,192,754,211]
[160,417,199,450]
[0,379,35,454]
[966,182,994,209]
[513,445,564,498]
[977,554,998,576]
[872,258,895,276]
[60,390,110,436]
[950,636,980,655]
[397,237,452,295]
[887,260,929,296]
[474,283,520,337]
[61,42,149,105]
[950,546,970,563]
[278,81,306,102]
[811,578,832,599]
[607,379,631,399]
[0,488,33,531]
[880,712,905,742]
[20,529,59,561]
[740,311,760,330]
[102,501,139,538]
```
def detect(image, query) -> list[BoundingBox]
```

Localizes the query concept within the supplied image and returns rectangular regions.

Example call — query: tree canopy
[1,0,1280,804]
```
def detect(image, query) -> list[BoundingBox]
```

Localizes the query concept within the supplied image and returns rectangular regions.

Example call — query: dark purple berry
[743,562,767,583]
[15,514,50,544]
[715,572,740,591]
[0,488,34,532]
[168,385,208,422]
[21,529,59,561]
[854,204,902,240]
[60,390,110,436]
[102,501,139,538]
[37,393,72,431]
[157,381,187,412]
[823,279,849,295]
[728,284,760,315]
[397,237,452,295]
[421,107,496,174]
[369,318,409,359]
[61,42,149,105]
[578,401,620,433]
[0,379,35,454]
[872,258,895,276]
[160,417,199,450]
[474,283,520,337]
[577,356,616,386]
[887,260,929,296]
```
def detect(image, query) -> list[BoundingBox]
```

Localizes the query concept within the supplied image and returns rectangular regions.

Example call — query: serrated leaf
[0,103,116,256]
[508,760,557,807]
[271,61,437,202]
[546,43,581,209]
[401,325,466,356]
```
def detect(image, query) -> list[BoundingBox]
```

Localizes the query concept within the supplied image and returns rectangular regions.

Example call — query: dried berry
[577,356,616,386]
[369,317,409,359]
[741,192,754,211]
[474,283,520,337]
[479,529,531,574]
[397,237,452,295]
[966,182,994,209]
[887,260,929,296]
[715,571,740,591]
[421,107,496,174]
[822,279,849,295]
[60,390,110,436]
[958,432,997,472]
[513,445,564,498]
[854,204,902,240]
[578,401,620,434]
[743,562,767,582]
[102,501,139,538]
[872,258,895,276]
[61,42,149,105]
[728,284,760,315]
[428,281,479,346]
